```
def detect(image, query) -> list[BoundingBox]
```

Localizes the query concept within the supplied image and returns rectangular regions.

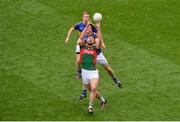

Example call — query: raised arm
[77,22,90,45]
[77,26,88,46]
[64,26,75,44]
[96,21,106,50]
[95,38,100,49]
[100,36,106,50]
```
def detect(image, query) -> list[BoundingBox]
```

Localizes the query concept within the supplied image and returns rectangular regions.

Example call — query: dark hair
[86,24,93,30]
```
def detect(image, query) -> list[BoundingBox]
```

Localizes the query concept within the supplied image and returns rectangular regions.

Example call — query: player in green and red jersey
[79,35,107,114]
[78,23,122,100]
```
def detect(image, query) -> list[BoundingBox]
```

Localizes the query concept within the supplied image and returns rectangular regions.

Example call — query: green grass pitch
[0,0,180,120]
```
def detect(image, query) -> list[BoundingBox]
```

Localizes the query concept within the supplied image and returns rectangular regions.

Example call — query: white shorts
[82,69,99,85]
[76,45,80,54]
[97,52,108,65]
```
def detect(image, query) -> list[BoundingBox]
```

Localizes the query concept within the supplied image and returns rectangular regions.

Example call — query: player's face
[83,14,89,24]
[85,25,92,34]
[87,36,95,46]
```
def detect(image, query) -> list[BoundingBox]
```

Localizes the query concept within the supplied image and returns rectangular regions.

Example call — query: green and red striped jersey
[79,45,97,70]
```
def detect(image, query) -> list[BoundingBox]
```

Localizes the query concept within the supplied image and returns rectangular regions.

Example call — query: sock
[100,96,105,102]
[89,102,93,108]
[78,69,81,74]
[83,84,87,91]
[113,77,117,81]
[82,89,87,94]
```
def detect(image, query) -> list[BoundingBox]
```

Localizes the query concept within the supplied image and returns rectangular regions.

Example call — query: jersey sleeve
[74,23,79,30]
[79,46,86,63]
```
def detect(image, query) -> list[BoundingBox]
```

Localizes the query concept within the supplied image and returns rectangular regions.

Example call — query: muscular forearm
[95,38,100,49]
[65,27,74,41]
[79,24,89,39]
[97,30,106,50]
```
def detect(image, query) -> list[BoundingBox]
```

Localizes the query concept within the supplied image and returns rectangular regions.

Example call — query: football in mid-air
[93,13,102,22]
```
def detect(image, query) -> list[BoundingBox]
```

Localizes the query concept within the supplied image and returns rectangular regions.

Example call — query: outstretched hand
[64,38,69,44]
[96,21,101,28]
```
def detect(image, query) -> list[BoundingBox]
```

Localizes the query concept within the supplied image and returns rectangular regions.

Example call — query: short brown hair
[83,11,89,16]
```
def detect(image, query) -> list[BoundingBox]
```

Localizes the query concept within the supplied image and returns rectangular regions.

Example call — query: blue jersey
[74,22,97,33]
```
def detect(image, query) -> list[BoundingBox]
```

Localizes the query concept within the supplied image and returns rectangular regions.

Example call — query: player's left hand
[65,38,69,44]
[95,21,101,28]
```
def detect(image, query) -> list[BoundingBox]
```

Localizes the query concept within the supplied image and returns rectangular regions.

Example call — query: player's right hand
[64,38,69,44]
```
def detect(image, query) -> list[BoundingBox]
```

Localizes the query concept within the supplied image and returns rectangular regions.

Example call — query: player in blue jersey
[64,12,97,80]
